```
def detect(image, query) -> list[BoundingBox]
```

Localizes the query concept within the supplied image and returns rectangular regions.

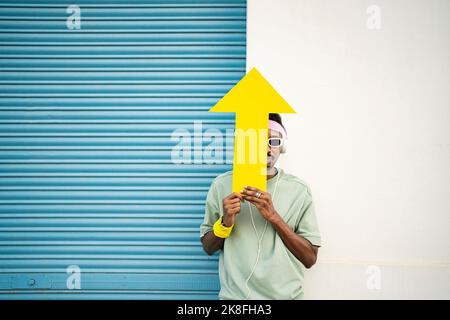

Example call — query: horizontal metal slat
[0,58,244,68]
[0,204,206,215]
[0,217,203,228]
[0,123,236,136]
[0,189,207,201]
[0,70,244,82]
[0,151,234,164]
[0,20,245,32]
[0,254,210,261]
[0,213,205,219]
[0,97,236,112]
[0,48,245,60]
[0,142,231,153]
[0,273,219,292]
[0,163,231,174]
[0,240,203,246]
[0,232,203,242]
[0,155,232,164]
[0,7,245,23]
[0,176,215,188]
[0,227,201,232]
[0,68,244,73]
[0,83,236,95]
[0,109,233,118]
[0,259,217,272]
[0,292,218,300]
[0,33,245,44]
[0,245,206,255]
[1,0,245,5]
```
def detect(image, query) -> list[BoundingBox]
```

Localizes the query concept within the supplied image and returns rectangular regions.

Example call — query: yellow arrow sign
[209,68,296,193]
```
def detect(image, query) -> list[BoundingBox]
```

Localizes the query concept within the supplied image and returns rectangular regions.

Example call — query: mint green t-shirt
[200,168,322,300]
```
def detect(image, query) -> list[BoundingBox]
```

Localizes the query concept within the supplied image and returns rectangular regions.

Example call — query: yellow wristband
[213,216,234,238]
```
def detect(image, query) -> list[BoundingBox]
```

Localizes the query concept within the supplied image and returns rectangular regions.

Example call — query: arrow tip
[209,67,296,114]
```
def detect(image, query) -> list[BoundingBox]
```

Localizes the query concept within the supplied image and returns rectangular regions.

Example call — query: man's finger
[244,186,258,192]
[242,189,268,201]
[226,192,243,201]
[244,195,263,203]
[232,192,244,201]
[241,189,257,196]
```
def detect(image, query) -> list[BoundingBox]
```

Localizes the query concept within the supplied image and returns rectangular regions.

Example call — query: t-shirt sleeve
[295,186,322,247]
[200,180,221,239]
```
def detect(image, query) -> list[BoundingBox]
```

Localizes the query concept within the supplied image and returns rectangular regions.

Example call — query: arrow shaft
[232,113,268,193]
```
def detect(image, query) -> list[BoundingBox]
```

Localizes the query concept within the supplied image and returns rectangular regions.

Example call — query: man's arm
[201,231,225,256]
[200,192,242,256]
[269,213,318,268]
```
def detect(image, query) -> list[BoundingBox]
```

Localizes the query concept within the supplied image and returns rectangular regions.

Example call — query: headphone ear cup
[281,139,287,153]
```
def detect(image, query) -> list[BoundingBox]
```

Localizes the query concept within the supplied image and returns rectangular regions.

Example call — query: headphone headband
[268,120,287,138]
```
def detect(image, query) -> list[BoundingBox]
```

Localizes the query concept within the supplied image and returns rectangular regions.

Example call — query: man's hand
[241,186,279,223]
[222,192,243,227]
[242,186,319,268]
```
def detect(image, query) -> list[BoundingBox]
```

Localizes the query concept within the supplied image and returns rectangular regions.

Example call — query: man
[200,113,321,299]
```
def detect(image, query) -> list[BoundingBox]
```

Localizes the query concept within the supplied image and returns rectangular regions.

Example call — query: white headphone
[281,123,288,153]
[242,120,286,298]
[243,169,282,299]
[281,138,287,154]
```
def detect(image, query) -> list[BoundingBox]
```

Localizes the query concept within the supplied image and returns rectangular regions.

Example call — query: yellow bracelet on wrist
[213,216,234,238]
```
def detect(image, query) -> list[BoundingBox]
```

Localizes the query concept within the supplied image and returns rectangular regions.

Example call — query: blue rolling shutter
[0,0,245,299]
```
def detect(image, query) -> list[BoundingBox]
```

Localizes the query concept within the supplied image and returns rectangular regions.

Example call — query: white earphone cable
[244,168,281,300]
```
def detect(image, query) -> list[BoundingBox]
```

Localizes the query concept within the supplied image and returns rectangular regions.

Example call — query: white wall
[248,0,450,299]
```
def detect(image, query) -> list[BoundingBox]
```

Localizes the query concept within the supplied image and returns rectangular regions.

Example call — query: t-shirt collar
[267,167,283,185]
